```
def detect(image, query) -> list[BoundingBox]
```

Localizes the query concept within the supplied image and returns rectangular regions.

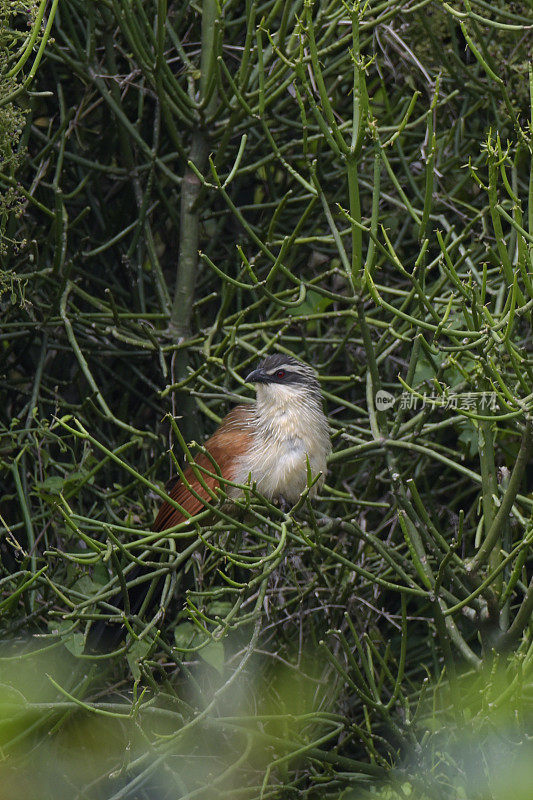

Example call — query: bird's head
[245,354,322,407]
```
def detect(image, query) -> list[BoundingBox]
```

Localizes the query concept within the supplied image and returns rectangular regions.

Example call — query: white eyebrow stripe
[259,359,317,382]
[265,365,291,375]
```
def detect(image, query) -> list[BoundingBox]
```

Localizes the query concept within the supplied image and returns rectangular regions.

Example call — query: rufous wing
[152,405,254,533]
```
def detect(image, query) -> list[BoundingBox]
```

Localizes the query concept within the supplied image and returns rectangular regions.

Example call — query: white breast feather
[234,383,330,503]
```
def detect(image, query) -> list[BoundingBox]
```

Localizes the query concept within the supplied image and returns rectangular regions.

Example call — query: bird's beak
[245,368,268,384]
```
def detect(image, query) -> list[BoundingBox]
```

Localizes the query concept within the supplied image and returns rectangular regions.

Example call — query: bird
[86,354,330,652]
[153,353,331,531]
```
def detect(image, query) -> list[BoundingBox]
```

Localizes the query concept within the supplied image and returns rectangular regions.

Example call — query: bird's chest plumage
[234,396,329,503]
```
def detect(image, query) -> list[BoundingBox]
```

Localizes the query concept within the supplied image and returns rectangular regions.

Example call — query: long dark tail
[85,560,176,654]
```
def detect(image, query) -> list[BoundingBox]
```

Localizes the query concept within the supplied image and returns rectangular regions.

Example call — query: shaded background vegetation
[0,1,532,798]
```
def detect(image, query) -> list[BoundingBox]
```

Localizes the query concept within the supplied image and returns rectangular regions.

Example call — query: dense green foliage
[0,1,532,798]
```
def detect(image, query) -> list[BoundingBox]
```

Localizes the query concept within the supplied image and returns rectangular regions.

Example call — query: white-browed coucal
[153,353,331,530]
[87,354,329,651]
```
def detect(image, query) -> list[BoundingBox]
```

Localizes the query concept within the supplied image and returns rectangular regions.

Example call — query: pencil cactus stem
[170,0,219,335]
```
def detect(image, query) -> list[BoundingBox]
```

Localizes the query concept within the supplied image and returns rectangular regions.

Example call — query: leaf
[92,562,111,586]
[126,638,152,682]
[207,601,233,618]
[174,622,225,673]
[34,476,65,495]
[72,575,106,596]
[0,683,27,718]
[173,622,197,649]
[288,290,331,318]
[458,422,479,458]
[413,351,444,385]
[199,640,225,675]
[50,619,85,658]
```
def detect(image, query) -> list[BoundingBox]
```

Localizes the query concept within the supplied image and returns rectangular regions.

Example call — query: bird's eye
[276,369,286,379]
